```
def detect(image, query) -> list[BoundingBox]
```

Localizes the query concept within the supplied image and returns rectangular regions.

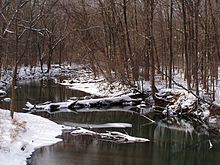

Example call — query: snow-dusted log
[70,127,149,143]
[25,91,146,112]
[25,100,77,112]
[61,78,105,85]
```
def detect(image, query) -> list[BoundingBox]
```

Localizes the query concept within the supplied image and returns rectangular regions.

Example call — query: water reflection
[29,133,150,165]
[28,121,220,165]
[28,106,213,165]
[0,79,88,112]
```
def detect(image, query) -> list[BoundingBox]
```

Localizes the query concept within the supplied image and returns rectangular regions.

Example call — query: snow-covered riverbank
[0,109,63,165]
[0,64,86,90]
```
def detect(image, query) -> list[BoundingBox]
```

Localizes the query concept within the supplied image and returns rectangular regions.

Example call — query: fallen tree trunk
[25,91,146,112]
[70,127,149,143]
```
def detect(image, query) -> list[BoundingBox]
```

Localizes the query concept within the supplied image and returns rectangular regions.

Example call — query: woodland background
[0,0,219,99]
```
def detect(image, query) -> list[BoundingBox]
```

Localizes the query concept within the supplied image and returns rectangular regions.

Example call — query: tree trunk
[10,1,19,119]
[47,50,53,73]
[150,0,157,96]
[195,0,200,95]
[169,0,173,88]
[59,42,62,67]
[182,0,190,89]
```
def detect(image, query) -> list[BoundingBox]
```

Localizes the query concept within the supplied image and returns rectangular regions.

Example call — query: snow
[62,80,130,97]
[71,93,139,106]
[209,139,213,149]
[0,63,84,90]
[71,127,97,136]
[3,98,11,103]
[208,116,217,124]
[0,109,62,165]
[99,131,149,143]
[25,91,142,111]
[61,122,132,129]
[0,90,6,97]
[157,88,197,113]
[17,64,77,82]
[215,86,220,105]
[25,100,75,111]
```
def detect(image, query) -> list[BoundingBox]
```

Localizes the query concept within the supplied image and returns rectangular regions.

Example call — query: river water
[1,80,220,165]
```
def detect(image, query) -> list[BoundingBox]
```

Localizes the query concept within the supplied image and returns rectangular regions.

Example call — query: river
[1,79,220,165]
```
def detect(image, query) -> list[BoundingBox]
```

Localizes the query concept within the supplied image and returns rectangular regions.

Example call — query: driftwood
[70,127,149,143]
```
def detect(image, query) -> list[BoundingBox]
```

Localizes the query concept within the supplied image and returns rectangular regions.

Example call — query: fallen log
[25,91,146,112]
[70,127,149,143]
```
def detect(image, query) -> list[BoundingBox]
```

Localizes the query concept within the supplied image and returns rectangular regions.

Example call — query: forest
[1,0,220,99]
[1,1,220,164]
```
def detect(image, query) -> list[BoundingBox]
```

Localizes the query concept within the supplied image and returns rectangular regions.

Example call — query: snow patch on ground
[62,80,130,97]
[0,109,62,165]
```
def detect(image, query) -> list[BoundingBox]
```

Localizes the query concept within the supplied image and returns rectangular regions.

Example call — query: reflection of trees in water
[4,79,88,112]
[34,111,138,126]
[152,123,210,165]
[63,133,95,148]
[29,113,217,165]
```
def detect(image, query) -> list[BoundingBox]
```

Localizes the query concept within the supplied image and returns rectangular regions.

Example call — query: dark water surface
[1,80,220,165]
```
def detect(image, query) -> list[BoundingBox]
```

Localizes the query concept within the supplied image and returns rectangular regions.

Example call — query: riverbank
[0,64,86,90]
[0,109,62,165]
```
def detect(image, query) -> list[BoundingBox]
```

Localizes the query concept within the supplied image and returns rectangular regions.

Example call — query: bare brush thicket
[0,0,220,99]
